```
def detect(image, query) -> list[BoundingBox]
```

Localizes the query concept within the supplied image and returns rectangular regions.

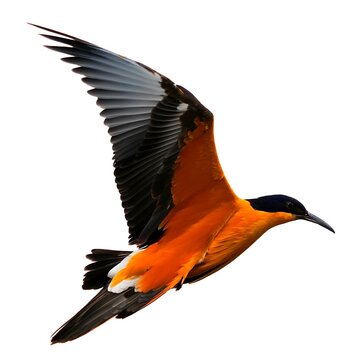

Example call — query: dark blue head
[248,194,334,232]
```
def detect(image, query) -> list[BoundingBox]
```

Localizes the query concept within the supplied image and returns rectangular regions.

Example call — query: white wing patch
[107,250,142,294]
[177,102,188,112]
[108,277,140,294]
[107,250,141,278]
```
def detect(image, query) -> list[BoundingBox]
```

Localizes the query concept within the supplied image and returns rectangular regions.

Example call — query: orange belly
[186,199,294,282]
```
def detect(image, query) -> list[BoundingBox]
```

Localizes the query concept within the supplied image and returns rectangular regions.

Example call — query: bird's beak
[299,212,335,233]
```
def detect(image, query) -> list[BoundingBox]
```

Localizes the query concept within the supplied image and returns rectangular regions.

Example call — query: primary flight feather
[30,24,334,344]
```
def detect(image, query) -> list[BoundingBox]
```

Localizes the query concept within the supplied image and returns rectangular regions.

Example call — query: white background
[1,0,359,359]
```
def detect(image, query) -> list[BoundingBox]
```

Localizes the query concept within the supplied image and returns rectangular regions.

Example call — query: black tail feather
[51,286,163,344]
[83,249,131,290]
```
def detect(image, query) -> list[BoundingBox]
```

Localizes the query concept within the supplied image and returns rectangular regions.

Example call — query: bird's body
[108,190,291,293]
[31,24,334,344]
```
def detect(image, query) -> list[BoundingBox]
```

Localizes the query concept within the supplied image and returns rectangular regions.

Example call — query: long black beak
[299,212,335,233]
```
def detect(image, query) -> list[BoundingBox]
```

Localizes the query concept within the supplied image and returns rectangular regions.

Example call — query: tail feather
[83,249,131,290]
[51,285,163,344]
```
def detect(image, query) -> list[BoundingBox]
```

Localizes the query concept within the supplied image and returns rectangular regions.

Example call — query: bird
[31,24,335,344]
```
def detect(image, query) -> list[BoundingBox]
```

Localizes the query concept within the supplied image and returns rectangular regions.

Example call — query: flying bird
[31,24,334,344]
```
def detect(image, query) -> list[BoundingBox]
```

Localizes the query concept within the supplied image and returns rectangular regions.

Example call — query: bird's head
[248,194,335,233]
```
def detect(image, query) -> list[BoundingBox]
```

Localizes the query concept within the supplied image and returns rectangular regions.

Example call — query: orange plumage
[31,24,334,344]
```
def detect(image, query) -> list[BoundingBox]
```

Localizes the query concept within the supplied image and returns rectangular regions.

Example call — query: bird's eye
[286,201,294,210]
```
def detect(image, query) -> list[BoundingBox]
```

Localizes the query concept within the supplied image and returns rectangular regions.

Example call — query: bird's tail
[82,249,132,290]
[51,248,165,344]
[51,283,164,344]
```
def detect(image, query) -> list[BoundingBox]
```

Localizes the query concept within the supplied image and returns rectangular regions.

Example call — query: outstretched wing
[33,24,229,248]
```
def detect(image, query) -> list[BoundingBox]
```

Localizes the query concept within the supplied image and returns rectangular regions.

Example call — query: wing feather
[33,24,216,247]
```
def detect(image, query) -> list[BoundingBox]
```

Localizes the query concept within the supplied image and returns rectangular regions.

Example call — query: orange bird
[31,24,334,344]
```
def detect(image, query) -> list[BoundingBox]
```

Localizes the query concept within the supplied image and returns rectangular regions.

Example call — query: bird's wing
[33,24,234,248]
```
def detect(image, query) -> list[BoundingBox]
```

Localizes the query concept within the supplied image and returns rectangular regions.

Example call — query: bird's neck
[240,198,295,235]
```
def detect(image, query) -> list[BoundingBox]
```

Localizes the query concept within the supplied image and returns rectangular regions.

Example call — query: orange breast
[186,199,295,282]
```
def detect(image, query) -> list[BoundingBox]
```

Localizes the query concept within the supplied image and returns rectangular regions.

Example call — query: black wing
[32,24,212,248]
